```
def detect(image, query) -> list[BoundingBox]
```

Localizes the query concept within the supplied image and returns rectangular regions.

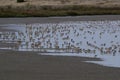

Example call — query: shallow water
[0,20,120,68]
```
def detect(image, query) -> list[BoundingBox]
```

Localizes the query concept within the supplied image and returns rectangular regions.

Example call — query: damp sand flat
[0,51,120,80]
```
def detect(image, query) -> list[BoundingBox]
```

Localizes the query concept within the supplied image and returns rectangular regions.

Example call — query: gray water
[0,20,120,55]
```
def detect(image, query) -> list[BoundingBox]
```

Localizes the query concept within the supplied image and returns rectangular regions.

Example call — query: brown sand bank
[0,0,120,7]
[0,0,120,17]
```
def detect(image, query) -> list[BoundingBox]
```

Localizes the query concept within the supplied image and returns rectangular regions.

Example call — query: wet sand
[0,15,120,24]
[0,51,120,80]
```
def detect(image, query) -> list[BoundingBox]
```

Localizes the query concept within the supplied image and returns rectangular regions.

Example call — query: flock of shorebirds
[0,21,120,56]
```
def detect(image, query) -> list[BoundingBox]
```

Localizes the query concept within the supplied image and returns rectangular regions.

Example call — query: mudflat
[0,51,120,80]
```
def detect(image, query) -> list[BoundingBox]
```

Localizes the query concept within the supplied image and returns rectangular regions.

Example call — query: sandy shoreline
[0,15,120,24]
